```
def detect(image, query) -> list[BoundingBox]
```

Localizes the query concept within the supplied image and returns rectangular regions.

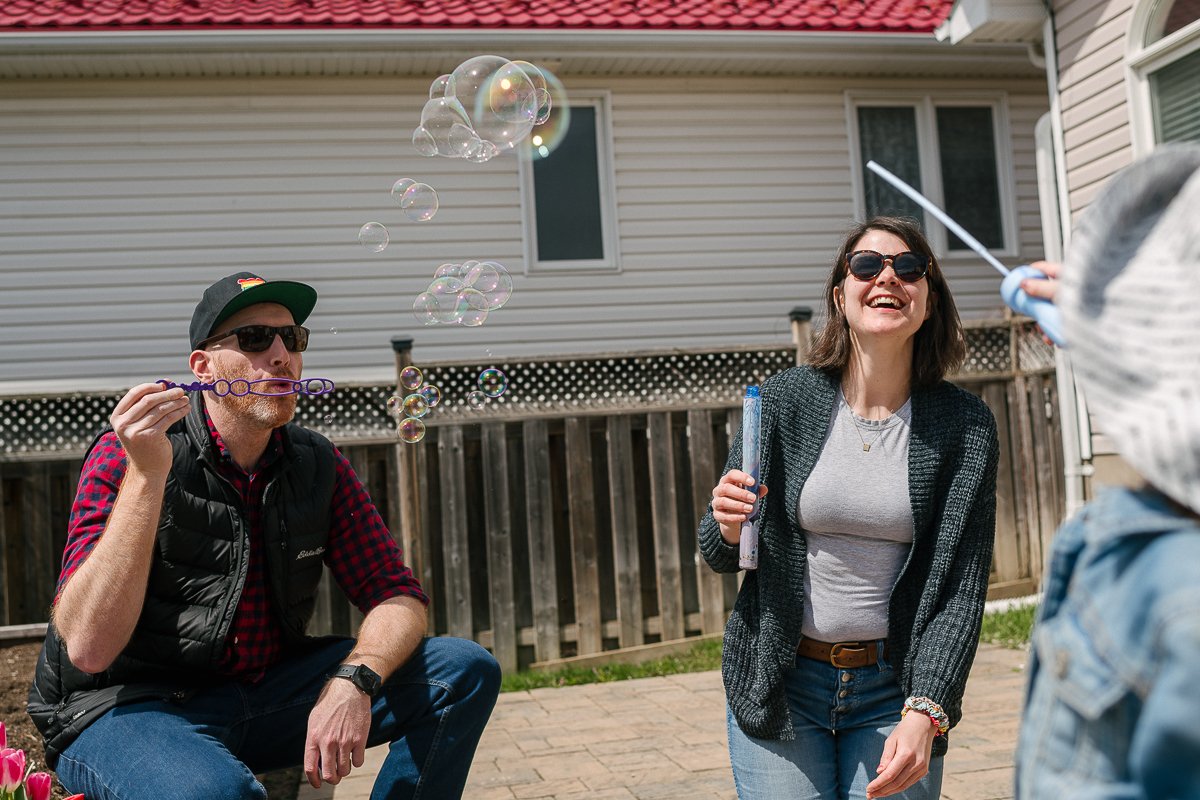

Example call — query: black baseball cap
[189,272,318,350]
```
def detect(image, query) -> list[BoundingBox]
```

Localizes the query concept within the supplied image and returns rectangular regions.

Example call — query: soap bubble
[415,95,472,157]
[399,365,424,391]
[402,393,430,419]
[434,262,463,280]
[398,417,426,443]
[466,390,487,409]
[414,259,515,324]
[520,68,569,160]
[465,139,499,163]
[400,183,439,222]
[358,222,389,252]
[329,327,337,334]
[510,60,551,124]
[390,177,416,201]
[413,292,439,326]
[478,367,508,398]
[429,73,455,98]
[458,288,489,327]
[386,395,404,416]
[412,126,438,157]
[450,55,536,152]
[323,414,335,424]
[418,384,442,407]
[428,276,468,323]
[467,261,514,309]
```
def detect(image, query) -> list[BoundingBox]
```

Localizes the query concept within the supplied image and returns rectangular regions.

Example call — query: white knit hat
[1060,143,1200,513]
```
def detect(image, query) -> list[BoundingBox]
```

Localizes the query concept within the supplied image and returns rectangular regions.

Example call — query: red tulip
[25,771,53,800]
[64,795,88,800]
[0,719,6,749]
[0,747,25,792]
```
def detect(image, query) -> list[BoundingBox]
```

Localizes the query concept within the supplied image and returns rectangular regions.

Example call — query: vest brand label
[296,547,326,560]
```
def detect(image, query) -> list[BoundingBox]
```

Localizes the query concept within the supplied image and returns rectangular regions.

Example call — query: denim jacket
[1015,487,1200,800]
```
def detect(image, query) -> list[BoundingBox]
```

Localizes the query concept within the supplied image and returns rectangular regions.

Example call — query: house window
[519,93,619,273]
[1129,0,1200,150]
[852,96,1013,254]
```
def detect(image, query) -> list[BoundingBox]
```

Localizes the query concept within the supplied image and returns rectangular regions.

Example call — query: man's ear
[190,350,214,381]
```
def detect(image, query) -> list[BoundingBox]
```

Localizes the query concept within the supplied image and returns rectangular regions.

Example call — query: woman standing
[700,216,999,800]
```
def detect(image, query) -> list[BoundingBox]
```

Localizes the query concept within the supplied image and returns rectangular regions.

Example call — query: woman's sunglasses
[846,250,930,283]
[196,324,310,353]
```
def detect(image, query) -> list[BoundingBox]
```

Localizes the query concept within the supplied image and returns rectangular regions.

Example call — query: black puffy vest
[28,394,337,766]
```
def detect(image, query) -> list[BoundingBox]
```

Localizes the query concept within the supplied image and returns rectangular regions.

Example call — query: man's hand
[865,710,938,799]
[110,383,190,477]
[303,675,373,788]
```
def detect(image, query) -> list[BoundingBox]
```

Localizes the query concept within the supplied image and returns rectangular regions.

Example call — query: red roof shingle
[0,0,953,34]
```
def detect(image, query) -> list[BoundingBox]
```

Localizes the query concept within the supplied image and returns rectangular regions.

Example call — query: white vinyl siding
[0,75,1048,395]
[1053,0,1137,215]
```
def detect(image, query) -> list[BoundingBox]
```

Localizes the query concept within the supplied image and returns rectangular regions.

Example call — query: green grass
[501,606,1037,692]
[501,637,723,693]
[979,603,1038,649]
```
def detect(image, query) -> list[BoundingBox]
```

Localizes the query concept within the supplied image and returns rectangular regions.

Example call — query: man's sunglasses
[197,324,310,353]
[847,250,930,283]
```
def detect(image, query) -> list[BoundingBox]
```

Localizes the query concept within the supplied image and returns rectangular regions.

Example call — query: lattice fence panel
[0,322,1055,459]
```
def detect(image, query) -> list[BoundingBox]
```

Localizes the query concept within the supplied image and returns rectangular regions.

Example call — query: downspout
[1038,3,1092,519]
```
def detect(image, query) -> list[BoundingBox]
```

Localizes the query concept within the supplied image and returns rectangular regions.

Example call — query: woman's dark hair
[807,216,965,388]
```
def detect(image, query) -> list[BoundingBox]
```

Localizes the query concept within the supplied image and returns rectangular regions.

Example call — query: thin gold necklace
[849,413,886,452]
[842,385,899,452]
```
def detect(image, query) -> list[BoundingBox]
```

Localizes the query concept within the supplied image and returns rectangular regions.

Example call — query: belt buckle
[829,642,867,668]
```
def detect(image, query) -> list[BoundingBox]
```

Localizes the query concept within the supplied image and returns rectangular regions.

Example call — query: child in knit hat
[1013,143,1200,799]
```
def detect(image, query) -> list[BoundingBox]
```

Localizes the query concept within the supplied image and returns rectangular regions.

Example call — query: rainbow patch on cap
[238,278,265,291]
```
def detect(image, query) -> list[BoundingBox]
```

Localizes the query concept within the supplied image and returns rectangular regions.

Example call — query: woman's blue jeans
[726,644,944,800]
[55,635,500,800]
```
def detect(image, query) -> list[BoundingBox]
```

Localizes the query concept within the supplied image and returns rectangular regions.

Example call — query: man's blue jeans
[55,636,501,800]
[726,644,944,800]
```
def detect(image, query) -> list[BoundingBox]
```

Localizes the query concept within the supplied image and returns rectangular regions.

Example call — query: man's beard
[209,360,299,430]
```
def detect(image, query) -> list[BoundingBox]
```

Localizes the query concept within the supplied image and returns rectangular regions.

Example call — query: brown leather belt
[797,638,885,669]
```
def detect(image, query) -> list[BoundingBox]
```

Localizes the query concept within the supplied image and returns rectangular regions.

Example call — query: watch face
[354,665,381,696]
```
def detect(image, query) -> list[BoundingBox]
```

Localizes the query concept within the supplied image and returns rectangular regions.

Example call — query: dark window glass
[1160,0,1199,39]
[1151,47,1200,143]
[858,106,924,222]
[533,105,604,262]
[936,106,1004,250]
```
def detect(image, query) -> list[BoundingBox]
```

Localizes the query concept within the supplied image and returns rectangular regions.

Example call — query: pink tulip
[0,719,6,749]
[0,747,26,792]
[25,771,53,800]
[64,795,87,800]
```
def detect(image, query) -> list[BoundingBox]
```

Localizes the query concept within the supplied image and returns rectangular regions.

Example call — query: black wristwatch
[331,663,382,698]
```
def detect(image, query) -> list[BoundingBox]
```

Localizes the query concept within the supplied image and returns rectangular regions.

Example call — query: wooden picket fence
[0,315,1065,672]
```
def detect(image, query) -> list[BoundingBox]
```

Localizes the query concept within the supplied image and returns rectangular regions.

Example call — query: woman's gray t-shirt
[796,389,913,642]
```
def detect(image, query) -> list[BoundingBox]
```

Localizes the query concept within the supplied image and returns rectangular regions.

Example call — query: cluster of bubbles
[467,367,509,408]
[413,260,513,327]
[358,178,440,253]
[387,365,443,444]
[413,55,552,163]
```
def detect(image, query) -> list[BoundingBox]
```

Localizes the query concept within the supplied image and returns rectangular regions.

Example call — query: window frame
[845,91,1019,259]
[1127,0,1200,155]
[517,90,621,275]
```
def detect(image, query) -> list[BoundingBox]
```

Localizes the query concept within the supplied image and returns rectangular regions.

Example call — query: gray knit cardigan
[698,366,999,757]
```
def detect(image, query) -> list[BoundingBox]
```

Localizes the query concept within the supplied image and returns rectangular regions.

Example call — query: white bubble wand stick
[865,160,1066,347]
[739,385,762,570]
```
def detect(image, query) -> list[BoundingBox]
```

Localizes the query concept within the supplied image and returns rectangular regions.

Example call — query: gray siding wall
[0,74,1048,394]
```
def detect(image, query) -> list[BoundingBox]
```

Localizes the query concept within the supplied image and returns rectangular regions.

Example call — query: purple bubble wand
[157,377,336,397]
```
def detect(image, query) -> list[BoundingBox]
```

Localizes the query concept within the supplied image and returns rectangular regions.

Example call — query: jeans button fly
[840,672,852,683]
